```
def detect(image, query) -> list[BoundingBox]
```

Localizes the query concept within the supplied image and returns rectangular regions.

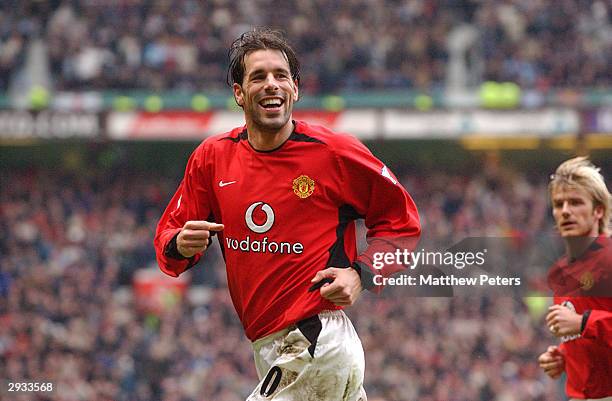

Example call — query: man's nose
[263,74,279,90]
[561,201,571,215]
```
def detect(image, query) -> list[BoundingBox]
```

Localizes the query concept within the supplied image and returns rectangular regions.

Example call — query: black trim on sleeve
[164,232,198,270]
[325,205,363,268]
[350,262,362,278]
[164,232,189,260]
[353,261,377,291]
[164,231,216,270]
[296,315,323,358]
[581,309,592,333]
[164,211,217,266]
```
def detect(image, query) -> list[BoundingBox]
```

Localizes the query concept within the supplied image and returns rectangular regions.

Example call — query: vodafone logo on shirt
[245,202,274,233]
[224,202,304,255]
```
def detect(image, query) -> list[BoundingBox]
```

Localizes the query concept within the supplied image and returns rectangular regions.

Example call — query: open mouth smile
[258,97,284,113]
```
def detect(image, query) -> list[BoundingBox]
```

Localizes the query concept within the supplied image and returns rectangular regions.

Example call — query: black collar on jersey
[221,130,248,143]
[220,120,325,153]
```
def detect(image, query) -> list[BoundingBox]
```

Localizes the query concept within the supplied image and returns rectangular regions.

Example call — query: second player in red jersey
[539,157,612,401]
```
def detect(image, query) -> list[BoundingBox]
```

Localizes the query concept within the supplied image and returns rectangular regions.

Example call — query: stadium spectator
[3,0,605,92]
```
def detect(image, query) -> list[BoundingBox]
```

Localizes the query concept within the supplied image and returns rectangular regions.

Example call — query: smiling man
[538,157,612,401]
[154,29,420,400]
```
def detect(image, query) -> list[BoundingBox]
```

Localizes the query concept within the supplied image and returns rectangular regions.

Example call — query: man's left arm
[331,134,421,294]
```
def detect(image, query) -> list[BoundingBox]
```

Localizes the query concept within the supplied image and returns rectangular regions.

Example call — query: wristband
[353,261,376,291]
[350,263,362,278]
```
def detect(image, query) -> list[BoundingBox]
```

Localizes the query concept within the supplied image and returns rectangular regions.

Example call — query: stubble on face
[236,49,298,136]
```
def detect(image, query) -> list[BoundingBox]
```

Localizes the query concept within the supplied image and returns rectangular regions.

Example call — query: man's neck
[565,236,598,260]
[246,120,294,151]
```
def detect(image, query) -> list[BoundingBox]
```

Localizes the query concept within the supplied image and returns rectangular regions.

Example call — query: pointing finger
[207,223,225,231]
[180,239,209,248]
[183,221,224,231]
[181,230,210,240]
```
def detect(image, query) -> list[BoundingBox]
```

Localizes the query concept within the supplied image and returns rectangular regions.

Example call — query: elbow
[158,261,180,278]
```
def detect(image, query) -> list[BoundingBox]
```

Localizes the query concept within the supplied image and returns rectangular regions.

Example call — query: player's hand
[311,267,362,306]
[538,345,565,379]
[546,304,582,337]
[177,221,224,258]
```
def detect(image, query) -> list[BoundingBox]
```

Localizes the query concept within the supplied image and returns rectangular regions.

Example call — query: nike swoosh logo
[219,180,237,187]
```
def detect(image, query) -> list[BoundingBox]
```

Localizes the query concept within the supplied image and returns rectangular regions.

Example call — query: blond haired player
[538,157,612,401]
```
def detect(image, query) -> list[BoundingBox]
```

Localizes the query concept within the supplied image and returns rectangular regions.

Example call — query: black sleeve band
[164,231,214,263]
[353,261,376,291]
[581,309,592,333]
[350,262,361,278]
[164,232,190,260]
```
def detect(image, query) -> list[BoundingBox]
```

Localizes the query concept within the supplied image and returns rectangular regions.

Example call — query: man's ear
[293,79,299,102]
[233,83,244,107]
[593,203,604,220]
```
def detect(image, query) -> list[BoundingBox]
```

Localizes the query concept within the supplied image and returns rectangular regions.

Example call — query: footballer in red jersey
[154,29,420,401]
[538,157,612,401]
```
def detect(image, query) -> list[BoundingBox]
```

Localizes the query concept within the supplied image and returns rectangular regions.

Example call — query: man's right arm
[154,145,218,277]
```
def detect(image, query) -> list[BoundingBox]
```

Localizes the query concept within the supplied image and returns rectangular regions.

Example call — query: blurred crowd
[0,0,610,93]
[0,156,571,401]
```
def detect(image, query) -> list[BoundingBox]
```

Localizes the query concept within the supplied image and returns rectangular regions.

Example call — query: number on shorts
[260,366,282,397]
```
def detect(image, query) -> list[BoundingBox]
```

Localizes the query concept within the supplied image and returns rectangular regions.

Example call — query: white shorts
[246,310,367,401]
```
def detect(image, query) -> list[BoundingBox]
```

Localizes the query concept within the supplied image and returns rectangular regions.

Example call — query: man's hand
[311,267,362,306]
[546,304,582,337]
[538,345,565,379]
[177,221,224,258]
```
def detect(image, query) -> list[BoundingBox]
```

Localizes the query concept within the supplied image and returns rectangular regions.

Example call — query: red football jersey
[155,121,421,340]
[548,235,612,399]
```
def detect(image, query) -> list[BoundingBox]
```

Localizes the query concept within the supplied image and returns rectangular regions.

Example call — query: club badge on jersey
[293,175,315,199]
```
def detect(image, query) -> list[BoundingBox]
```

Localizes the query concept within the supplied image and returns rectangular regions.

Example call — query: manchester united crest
[292,175,315,199]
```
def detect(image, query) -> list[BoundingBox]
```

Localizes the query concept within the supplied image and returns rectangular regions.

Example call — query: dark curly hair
[227,28,300,86]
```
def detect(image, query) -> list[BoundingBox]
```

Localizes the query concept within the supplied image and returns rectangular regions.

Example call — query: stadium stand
[1,1,609,92]
[1,165,569,401]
